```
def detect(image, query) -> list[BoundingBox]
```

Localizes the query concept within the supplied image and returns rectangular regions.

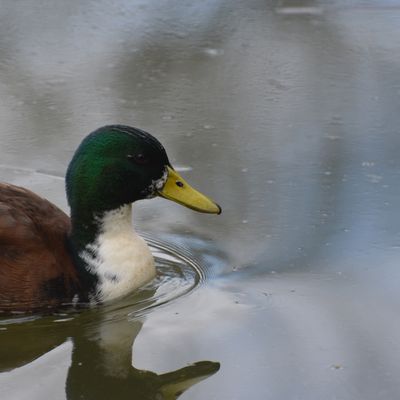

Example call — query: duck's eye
[127,153,149,165]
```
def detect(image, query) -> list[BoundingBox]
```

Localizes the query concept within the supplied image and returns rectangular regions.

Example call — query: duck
[0,125,221,313]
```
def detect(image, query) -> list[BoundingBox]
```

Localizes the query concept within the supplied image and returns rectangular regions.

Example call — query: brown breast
[0,183,81,313]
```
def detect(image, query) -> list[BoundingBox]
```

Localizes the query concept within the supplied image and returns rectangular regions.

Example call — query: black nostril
[176,181,184,188]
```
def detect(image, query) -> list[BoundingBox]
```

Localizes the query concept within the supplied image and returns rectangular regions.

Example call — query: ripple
[122,234,206,317]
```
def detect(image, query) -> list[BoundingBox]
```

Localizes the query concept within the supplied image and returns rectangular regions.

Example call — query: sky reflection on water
[1,0,400,399]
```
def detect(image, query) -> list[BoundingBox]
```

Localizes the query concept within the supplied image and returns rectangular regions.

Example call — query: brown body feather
[0,183,81,313]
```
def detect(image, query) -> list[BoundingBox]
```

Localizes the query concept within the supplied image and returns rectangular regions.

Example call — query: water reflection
[0,308,219,399]
[2,0,400,398]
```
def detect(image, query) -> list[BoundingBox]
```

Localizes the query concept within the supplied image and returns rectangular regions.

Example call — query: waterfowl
[0,125,220,313]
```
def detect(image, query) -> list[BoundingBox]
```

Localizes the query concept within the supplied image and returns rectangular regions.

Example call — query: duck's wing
[0,183,80,313]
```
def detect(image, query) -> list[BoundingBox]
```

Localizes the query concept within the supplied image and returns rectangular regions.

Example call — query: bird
[0,125,221,314]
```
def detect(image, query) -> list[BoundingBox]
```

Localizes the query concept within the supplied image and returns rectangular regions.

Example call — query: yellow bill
[157,166,221,214]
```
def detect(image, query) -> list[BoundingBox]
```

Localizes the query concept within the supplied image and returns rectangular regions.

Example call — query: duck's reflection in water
[0,305,220,399]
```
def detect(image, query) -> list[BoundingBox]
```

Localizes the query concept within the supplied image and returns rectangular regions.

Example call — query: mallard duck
[0,125,221,313]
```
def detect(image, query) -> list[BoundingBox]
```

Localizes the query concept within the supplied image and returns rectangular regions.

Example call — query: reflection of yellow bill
[157,166,221,214]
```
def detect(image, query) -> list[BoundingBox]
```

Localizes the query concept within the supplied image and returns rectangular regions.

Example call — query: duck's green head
[66,125,221,219]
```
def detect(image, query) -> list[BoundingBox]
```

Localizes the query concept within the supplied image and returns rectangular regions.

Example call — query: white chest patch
[80,205,156,302]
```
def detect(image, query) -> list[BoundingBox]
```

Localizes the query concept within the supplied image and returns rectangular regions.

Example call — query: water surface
[1,0,400,399]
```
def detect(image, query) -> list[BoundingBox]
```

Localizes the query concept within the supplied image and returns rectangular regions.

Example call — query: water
[1,0,400,398]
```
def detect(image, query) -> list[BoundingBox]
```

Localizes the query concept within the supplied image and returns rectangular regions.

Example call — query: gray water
[1,0,400,399]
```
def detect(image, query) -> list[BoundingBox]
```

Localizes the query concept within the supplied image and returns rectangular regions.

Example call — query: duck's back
[0,183,80,313]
